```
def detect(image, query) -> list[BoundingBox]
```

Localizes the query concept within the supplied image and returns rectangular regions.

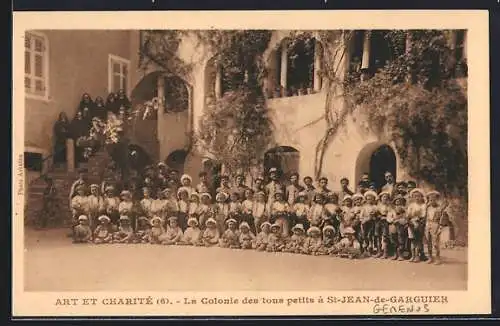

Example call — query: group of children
[71,165,449,264]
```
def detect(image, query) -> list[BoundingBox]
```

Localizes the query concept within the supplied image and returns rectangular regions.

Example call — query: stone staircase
[25,147,113,227]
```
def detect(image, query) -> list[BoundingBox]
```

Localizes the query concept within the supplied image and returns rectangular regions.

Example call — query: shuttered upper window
[25,31,49,100]
[108,54,130,95]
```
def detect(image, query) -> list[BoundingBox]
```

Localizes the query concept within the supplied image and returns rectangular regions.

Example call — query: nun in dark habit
[77,93,95,129]
[93,96,107,121]
[106,92,119,116]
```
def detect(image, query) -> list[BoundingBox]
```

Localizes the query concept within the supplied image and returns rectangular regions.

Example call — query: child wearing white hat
[377,191,392,259]
[188,192,200,223]
[255,221,271,251]
[361,190,378,256]
[94,215,113,244]
[241,189,256,234]
[73,215,92,243]
[284,223,306,254]
[219,218,240,249]
[160,216,184,245]
[214,192,230,234]
[407,188,427,262]
[389,195,409,261]
[118,190,135,228]
[307,193,325,228]
[140,187,154,220]
[302,226,323,256]
[252,191,268,233]
[197,192,213,229]
[149,216,165,244]
[71,185,88,230]
[177,187,190,231]
[266,223,286,252]
[134,216,151,244]
[339,195,354,237]
[335,227,361,259]
[101,186,120,226]
[292,191,310,231]
[425,190,447,265]
[270,191,291,237]
[238,222,256,249]
[319,225,337,255]
[201,218,220,247]
[86,184,102,231]
[180,217,202,246]
[351,193,364,243]
[228,192,242,222]
[180,174,196,197]
[112,215,135,244]
[324,192,341,238]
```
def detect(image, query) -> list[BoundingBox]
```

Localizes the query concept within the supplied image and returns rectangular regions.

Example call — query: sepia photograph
[13,11,490,316]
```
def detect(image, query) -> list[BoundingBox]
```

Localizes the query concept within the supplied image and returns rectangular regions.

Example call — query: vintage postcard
[12,10,490,317]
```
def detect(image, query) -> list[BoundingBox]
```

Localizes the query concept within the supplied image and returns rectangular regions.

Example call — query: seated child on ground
[255,221,271,251]
[220,218,240,248]
[160,216,184,245]
[180,217,202,245]
[73,215,92,243]
[201,218,220,247]
[266,223,286,252]
[284,223,306,254]
[319,225,336,255]
[112,215,134,243]
[94,215,113,244]
[149,216,165,244]
[238,222,256,249]
[335,227,362,259]
[302,226,323,255]
[134,216,151,243]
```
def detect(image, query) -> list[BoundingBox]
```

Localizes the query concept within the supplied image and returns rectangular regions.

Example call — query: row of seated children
[73,213,362,259]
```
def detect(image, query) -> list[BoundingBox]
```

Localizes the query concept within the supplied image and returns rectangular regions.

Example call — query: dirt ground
[23,228,467,292]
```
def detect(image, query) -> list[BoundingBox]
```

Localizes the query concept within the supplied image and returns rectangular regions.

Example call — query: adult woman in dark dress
[93,96,107,121]
[53,112,71,165]
[115,89,131,111]
[106,92,119,115]
[70,111,89,166]
[78,93,95,127]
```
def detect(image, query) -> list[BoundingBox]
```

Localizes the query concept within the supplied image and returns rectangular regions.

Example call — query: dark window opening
[369,30,392,74]
[24,152,43,172]
[349,31,365,73]
[287,38,315,95]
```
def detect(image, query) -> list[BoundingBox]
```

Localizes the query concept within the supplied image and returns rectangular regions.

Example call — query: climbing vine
[194,30,274,175]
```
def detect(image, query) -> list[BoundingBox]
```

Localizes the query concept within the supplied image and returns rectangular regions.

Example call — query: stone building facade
[24,29,467,193]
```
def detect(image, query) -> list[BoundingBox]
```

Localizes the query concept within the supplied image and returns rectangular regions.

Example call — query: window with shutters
[108,54,130,95]
[25,31,49,100]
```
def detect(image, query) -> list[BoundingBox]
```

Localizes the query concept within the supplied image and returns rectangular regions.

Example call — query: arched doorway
[165,149,188,174]
[370,145,397,191]
[355,142,397,190]
[264,146,300,182]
